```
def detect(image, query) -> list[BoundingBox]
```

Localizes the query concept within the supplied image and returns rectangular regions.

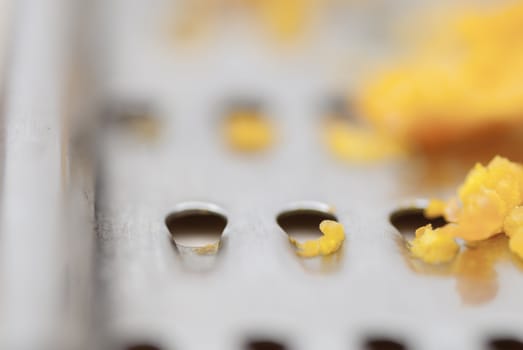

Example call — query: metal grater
[2,0,523,349]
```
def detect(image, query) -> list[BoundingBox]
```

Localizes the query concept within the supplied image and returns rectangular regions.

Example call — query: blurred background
[1,0,523,349]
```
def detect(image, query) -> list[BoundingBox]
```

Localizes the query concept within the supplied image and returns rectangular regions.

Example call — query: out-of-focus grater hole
[124,343,163,350]
[165,202,227,249]
[389,207,446,241]
[223,97,263,115]
[245,339,288,350]
[363,338,408,350]
[221,97,275,153]
[277,204,337,243]
[322,94,355,122]
[102,100,161,142]
[488,338,523,350]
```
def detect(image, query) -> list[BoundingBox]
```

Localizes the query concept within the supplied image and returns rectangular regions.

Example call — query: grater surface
[93,1,523,349]
[2,0,523,349]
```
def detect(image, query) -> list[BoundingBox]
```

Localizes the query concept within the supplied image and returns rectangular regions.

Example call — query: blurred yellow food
[452,236,505,305]
[323,118,405,162]
[410,224,460,264]
[289,220,345,258]
[424,199,447,219]
[509,232,523,259]
[505,206,523,258]
[171,0,321,43]
[358,1,523,151]
[504,206,523,237]
[223,110,274,152]
[413,156,523,262]
[247,0,316,41]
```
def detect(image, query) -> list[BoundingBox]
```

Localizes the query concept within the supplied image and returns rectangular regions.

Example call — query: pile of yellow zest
[358,1,523,150]
[323,118,406,162]
[289,220,345,258]
[410,156,523,263]
[223,111,274,152]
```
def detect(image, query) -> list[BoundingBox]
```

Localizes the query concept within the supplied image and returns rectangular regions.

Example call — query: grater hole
[221,98,274,153]
[364,338,408,350]
[323,95,355,122]
[389,208,446,240]
[125,343,163,350]
[245,339,287,350]
[488,338,523,350]
[277,208,337,243]
[103,101,160,141]
[166,206,227,248]
[224,98,263,114]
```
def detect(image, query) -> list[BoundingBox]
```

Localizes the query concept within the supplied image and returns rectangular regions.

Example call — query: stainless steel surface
[1,0,523,349]
[0,1,96,349]
[93,1,523,350]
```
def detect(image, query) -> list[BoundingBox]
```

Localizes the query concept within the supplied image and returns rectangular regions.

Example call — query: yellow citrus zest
[223,111,274,152]
[410,224,460,264]
[410,156,523,263]
[290,220,345,258]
